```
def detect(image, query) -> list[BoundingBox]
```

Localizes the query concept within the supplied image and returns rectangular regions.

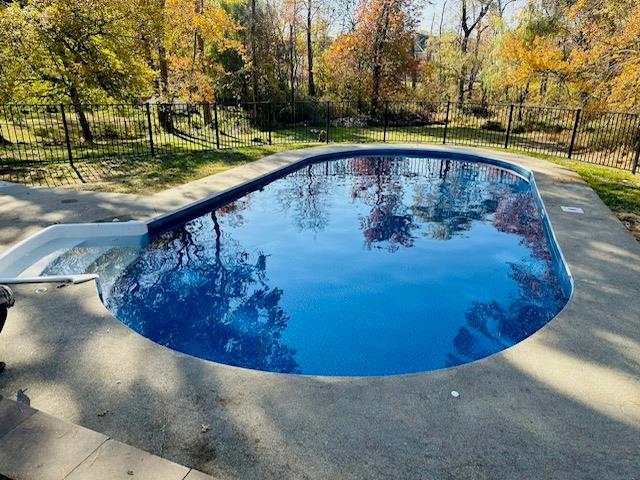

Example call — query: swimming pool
[38,151,571,376]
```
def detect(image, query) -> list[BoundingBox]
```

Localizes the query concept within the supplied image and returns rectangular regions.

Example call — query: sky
[322,0,525,36]
[418,0,452,33]
[417,0,524,34]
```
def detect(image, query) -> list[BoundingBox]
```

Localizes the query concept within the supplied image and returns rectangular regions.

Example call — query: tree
[488,3,569,105]
[306,0,316,96]
[319,0,419,105]
[250,0,259,103]
[457,0,493,103]
[161,0,239,103]
[446,191,567,367]
[0,0,153,142]
[0,20,17,144]
[566,0,640,110]
[217,0,293,103]
[486,0,640,110]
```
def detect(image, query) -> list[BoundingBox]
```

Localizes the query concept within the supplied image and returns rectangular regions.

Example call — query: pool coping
[1,144,639,479]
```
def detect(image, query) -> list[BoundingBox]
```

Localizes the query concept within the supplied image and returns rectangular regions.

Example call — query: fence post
[325,101,330,143]
[383,101,389,142]
[632,131,640,175]
[568,108,581,158]
[213,102,220,150]
[267,101,273,145]
[145,103,155,156]
[443,101,451,144]
[504,104,515,149]
[60,104,73,167]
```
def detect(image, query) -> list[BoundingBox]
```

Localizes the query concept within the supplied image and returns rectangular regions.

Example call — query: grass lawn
[511,150,640,240]
[59,144,316,194]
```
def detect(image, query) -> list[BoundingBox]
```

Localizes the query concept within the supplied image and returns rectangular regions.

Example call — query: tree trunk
[155,0,173,132]
[69,86,93,144]
[466,27,484,101]
[517,83,529,121]
[458,0,491,105]
[306,0,315,96]
[203,102,212,126]
[158,45,170,97]
[0,126,9,146]
[371,0,391,112]
[192,0,205,88]
[290,23,296,108]
[195,0,204,60]
[411,37,417,90]
[250,0,259,121]
[457,34,469,104]
[158,103,174,132]
[540,74,548,102]
[157,44,173,132]
[251,0,259,103]
[157,0,170,101]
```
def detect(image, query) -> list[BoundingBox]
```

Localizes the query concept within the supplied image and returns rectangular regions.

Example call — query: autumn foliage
[0,0,639,111]
[319,0,419,103]
[490,0,640,110]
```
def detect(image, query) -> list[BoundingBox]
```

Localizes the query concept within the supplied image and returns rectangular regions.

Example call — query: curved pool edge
[0,144,575,379]
[144,146,575,378]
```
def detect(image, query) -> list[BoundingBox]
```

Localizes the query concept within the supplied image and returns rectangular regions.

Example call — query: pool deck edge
[0,394,211,480]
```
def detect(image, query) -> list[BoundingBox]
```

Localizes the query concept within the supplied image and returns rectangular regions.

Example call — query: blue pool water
[43,154,570,376]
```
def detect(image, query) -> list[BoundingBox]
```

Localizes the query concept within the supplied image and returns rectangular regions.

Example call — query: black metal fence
[1,100,639,173]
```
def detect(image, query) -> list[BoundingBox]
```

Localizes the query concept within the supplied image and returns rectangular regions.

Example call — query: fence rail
[1,100,639,174]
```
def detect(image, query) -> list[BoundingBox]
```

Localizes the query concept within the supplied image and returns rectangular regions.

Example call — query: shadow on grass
[0,145,315,193]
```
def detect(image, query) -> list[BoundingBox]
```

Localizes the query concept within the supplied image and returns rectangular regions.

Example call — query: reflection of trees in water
[108,211,299,374]
[492,192,550,260]
[274,164,331,234]
[274,156,524,251]
[215,195,252,228]
[410,159,512,241]
[340,156,566,366]
[446,192,567,367]
[350,157,418,252]
[99,156,563,372]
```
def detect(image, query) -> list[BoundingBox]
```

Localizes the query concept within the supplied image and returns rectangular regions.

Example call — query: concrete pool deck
[0,144,638,479]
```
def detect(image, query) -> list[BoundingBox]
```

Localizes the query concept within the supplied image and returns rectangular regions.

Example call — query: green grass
[75,143,315,194]
[508,149,640,240]
[511,150,640,216]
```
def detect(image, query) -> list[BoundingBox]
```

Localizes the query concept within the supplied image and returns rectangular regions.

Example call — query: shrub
[33,127,54,139]
[464,104,491,118]
[535,122,565,134]
[331,115,374,128]
[387,109,434,126]
[511,121,565,134]
[100,124,120,139]
[481,120,505,132]
[96,121,147,140]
